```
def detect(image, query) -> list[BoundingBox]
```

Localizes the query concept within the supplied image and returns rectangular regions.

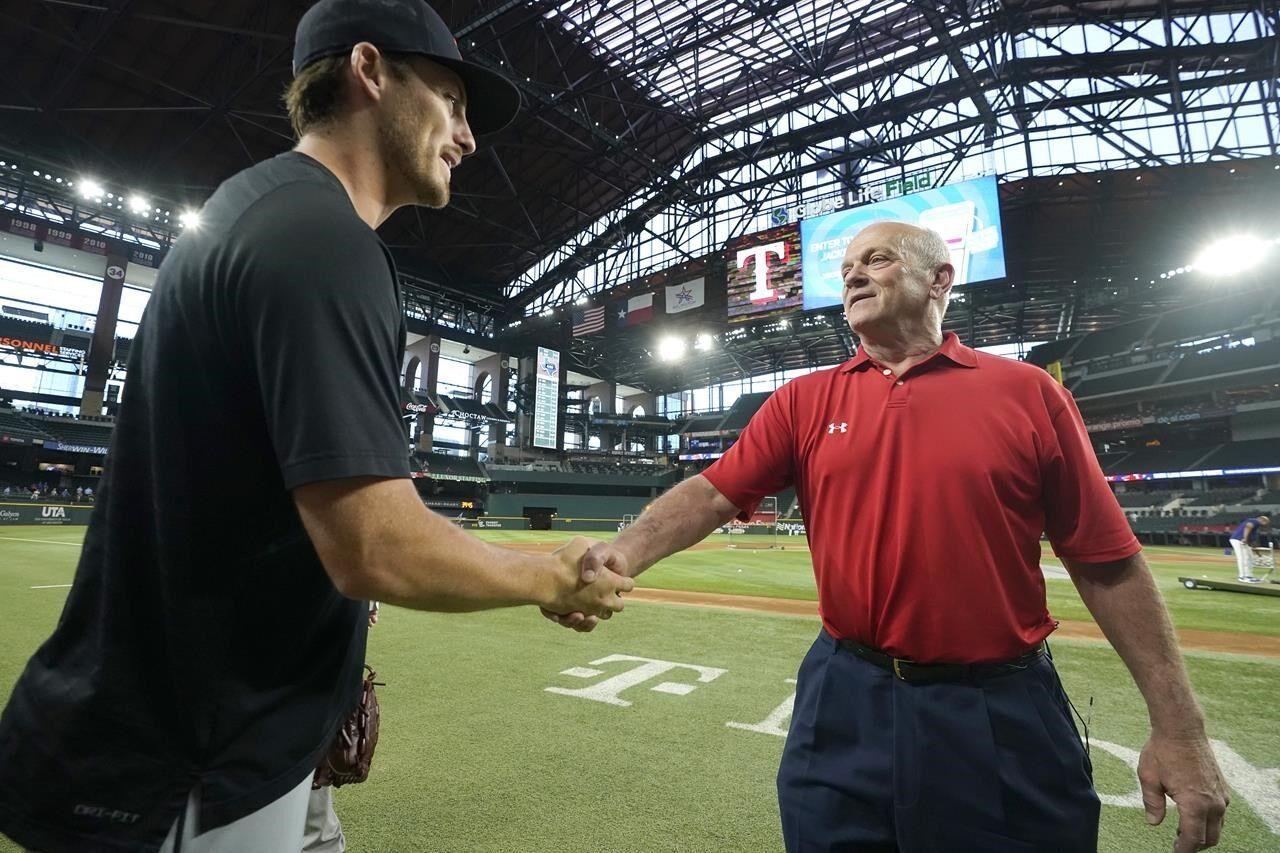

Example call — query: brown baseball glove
[313,665,382,789]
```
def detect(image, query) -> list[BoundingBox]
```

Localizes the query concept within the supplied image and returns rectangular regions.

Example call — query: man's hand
[541,537,634,622]
[541,540,634,633]
[1137,731,1229,851]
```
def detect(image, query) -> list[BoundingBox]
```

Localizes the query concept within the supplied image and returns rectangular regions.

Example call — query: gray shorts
[25,774,320,853]
[159,774,314,853]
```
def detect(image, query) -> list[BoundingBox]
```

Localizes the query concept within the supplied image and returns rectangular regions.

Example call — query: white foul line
[30,584,72,589]
[0,536,81,547]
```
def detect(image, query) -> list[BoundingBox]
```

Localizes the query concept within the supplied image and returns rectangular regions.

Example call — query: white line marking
[30,584,72,589]
[650,682,697,695]
[0,536,81,547]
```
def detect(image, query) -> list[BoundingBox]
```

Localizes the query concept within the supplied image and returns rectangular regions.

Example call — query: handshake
[539,536,634,633]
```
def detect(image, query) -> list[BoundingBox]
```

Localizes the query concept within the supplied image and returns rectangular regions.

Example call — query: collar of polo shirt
[842,331,979,373]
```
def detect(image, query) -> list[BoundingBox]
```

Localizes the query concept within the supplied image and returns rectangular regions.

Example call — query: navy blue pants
[778,631,1099,852]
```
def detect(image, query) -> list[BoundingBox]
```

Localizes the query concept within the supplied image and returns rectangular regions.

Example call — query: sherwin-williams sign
[0,503,92,525]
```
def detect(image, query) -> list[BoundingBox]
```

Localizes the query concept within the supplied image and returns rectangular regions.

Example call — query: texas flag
[611,293,654,327]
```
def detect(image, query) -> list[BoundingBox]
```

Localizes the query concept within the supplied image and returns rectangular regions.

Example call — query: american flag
[571,305,605,336]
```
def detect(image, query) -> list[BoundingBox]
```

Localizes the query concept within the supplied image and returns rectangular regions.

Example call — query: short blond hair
[283,51,413,138]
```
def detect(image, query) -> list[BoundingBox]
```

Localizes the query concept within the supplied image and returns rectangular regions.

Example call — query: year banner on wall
[801,175,1006,311]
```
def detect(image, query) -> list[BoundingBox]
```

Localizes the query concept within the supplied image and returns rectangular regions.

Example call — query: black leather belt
[834,635,1046,684]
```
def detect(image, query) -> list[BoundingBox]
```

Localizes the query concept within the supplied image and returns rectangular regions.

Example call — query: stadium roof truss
[0,0,1276,388]
[507,0,1278,317]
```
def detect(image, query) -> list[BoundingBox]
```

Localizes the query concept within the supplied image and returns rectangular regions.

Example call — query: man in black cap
[0,2,631,851]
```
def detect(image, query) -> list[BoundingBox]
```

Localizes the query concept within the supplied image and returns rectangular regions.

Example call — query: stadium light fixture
[694,333,714,352]
[128,195,150,215]
[179,209,201,229]
[78,179,104,200]
[1192,235,1270,276]
[657,336,687,362]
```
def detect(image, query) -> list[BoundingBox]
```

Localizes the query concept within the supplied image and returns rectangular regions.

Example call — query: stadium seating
[680,414,727,434]
[1066,318,1157,362]
[1129,515,1186,534]
[1114,490,1179,508]
[0,409,53,441]
[35,418,114,448]
[1197,511,1251,526]
[1164,338,1280,384]
[417,452,487,481]
[1195,439,1280,471]
[567,460,672,477]
[718,393,771,432]
[1109,446,1215,474]
[1024,336,1080,368]
[1131,512,1187,532]
[1095,450,1133,472]
[1148,299,1256,346]
[1072,364,1168,398]
[0,315,55,341]
[1180,488,1258,506]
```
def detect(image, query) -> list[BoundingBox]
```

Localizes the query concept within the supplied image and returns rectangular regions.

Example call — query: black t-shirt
[0,152,410,852]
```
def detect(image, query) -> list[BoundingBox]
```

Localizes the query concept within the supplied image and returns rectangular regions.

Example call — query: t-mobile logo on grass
[827,422,847,434]
[546,655,726,707]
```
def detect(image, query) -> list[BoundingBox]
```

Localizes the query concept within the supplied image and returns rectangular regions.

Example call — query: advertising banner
[800,175,1006,311]
[0,503,92,525]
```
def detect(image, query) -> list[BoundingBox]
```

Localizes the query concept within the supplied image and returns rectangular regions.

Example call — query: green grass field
[1,527,1278,852]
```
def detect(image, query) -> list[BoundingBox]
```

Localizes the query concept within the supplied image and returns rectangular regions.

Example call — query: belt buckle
[892,658,906,680]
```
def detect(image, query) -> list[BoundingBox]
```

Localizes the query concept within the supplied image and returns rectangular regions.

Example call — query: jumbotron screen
[725,223,803,323]
[800,175,1006,311]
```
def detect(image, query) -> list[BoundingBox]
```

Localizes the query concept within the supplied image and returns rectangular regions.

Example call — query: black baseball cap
[293,0,521,135]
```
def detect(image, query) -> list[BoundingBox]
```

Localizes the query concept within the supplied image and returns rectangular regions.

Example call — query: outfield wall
[486,493,653,526]
[458,516,625,533]
[0,502,93,526]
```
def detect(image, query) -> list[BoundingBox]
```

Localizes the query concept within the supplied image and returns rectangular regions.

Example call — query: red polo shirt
[703,332,1140,663]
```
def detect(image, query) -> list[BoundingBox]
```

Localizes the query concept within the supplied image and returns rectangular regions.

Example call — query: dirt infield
[628,587,1280,659]
[507,540,801,554]
[509,540,1223,564]
[504,540,1276,657]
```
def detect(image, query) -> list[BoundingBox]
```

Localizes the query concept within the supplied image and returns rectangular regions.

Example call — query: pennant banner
[665,278,705,314]
[610,293,654,328]
[571,305,605,336]
[627,293,654,324]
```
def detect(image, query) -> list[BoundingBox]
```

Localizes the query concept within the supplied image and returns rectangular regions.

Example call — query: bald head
[866,221,950,280]
[839,221,956,338]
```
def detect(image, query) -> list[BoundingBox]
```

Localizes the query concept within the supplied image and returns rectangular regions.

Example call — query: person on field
[548,220,1229,853]
[0,3,632,852]
[1228,514,1271,583]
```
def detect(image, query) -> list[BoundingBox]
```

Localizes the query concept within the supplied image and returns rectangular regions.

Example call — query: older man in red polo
[549,220,1229,852]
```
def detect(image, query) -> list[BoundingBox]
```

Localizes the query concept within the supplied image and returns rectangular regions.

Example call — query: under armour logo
[827,422,847,434]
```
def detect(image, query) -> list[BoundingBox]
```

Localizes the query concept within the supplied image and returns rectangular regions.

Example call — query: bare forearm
[370,507,550,611]
[297,478,551,611]
[1064,552,1205,736]
[612,474,741,576]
